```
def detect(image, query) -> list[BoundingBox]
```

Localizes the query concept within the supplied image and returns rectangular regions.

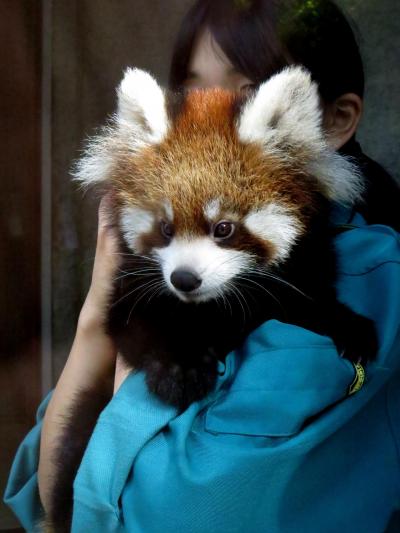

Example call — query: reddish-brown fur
[111,89,320,242]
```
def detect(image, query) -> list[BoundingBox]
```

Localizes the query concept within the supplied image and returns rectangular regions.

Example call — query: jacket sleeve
[70,370,177,531]
[3,391,52,532]
[3,373,177,532]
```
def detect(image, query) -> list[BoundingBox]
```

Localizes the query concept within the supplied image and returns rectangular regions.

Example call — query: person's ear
[322,93,363,150]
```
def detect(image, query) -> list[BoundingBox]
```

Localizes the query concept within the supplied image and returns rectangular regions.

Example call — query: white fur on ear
[237,66,364,205]
[117,67,169,143]
[238,66,323,151]
[73,68,170,187]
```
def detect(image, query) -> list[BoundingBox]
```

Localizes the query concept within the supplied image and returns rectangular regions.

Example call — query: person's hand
[79,193,121,334]
[79,194,134,396]
[71,192,123,386]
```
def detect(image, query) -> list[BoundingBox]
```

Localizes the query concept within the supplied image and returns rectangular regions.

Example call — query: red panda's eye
[161,221,174,239]
[214,221,235,240]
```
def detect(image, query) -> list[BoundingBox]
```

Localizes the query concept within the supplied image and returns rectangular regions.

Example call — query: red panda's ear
[117,68,169,143]
[237,66,364,206]
[72,69,170,189]
[238,66,323,152]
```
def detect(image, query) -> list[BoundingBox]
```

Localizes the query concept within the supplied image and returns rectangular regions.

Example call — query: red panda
[73,66,377,408]
[45,66,377,531]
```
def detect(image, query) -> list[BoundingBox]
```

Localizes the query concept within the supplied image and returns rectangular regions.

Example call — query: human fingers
[80,193,121,328]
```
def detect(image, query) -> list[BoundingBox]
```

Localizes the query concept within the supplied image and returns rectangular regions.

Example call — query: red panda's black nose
[170,269,202,293]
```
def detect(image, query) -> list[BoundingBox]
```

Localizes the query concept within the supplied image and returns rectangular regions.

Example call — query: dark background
[0,0,399,529]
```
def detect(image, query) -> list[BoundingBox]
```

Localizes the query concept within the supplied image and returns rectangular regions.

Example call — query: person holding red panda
[5,1,400,532]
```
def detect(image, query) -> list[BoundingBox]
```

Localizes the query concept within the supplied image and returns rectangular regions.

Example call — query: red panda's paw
[341,314,378,365]
[330,304,378,365]
[144,353,219,411]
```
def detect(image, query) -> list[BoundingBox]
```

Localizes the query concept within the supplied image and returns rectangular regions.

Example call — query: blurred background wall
[1,0,399,529]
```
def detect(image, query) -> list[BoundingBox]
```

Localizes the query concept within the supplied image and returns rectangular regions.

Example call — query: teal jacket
[4,210,400,532]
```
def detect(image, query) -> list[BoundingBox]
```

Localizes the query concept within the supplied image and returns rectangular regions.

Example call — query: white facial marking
[163,199,174,221]
[155,237,251,302]
[120,206,154,250]
[203,198,221,221]
[244,203,300,263]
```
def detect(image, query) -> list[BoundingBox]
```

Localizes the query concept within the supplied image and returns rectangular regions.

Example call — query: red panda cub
[44,66,377,531]
[75,66,377,410]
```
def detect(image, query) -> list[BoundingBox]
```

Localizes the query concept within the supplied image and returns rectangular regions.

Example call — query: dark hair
[169,0,364,102]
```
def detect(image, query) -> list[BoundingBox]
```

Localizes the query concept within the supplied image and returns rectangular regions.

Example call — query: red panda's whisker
[114,252,138,256]
[225,285,245,323]
[130,280,166,310]
[126,281,166,324]
[126,280,165,317]
[114,268,161,281]
[198,253,233,272]
[117,265,160,273]
[115,252,159,264]
[145,283,167,306]
[225,281,251,325]
[238,264,312,301]
[116,266,160,273]
[198,253,258,277]
[217,286,233,317]
[236,285,253,322]
[235,275,286,316]
[135,253,159,263]
[254,270,312,301]
[213,284,231,316]
[116,268,160,276]
[112,278,164,309]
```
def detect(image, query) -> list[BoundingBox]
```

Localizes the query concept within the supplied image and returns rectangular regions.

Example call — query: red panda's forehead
[114,88,318,228]
[171,89,241,136]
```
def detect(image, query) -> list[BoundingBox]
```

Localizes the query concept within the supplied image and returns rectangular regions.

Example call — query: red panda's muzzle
[155,234,254,303]
[119,197,305,304]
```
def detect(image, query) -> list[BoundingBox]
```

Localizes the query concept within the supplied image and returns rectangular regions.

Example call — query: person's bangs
[207,0,288,84]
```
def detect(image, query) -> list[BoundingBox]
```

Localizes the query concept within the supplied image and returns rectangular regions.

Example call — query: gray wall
[339,0,400,183]
[49,0,399,382]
